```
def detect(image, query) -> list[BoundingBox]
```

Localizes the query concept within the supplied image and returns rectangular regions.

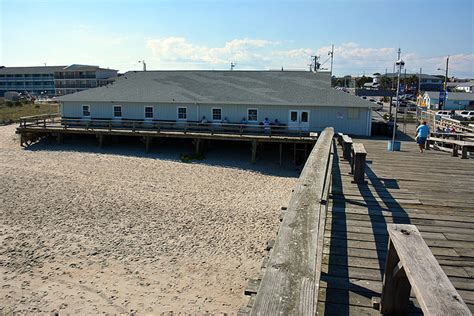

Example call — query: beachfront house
[58,70,374,136]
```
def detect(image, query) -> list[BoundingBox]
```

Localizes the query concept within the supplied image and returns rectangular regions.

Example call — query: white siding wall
[61,101,371,136]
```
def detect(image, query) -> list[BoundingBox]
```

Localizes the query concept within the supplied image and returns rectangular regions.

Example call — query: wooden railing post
[352,143,367,183]
[380,224,471,315]
[380,239,411,314]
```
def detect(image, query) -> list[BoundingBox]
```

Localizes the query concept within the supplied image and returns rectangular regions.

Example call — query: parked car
[460,111,474,120]
[435,111,451,120]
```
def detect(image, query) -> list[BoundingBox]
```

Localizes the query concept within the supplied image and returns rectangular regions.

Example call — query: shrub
[180,153,204,163]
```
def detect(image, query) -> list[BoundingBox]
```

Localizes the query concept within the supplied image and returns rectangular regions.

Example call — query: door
[288,110,310,131]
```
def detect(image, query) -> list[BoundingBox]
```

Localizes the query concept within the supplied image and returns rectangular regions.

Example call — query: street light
[390,51,405,151]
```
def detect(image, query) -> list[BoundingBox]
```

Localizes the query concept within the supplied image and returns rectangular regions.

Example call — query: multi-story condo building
[0,64,118,97]
[53,64,118,96]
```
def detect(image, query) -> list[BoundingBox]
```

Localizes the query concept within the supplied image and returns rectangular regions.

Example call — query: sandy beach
[0,125,298,314]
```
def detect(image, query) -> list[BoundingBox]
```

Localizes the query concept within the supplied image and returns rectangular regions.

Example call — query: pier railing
[18,115,312,137]
[250,127,334,315]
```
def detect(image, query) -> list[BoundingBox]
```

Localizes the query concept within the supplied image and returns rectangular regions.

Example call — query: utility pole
[444,56,449,91]
[329,44,334,77]
[418,67,422,94]
[311,55,320,72]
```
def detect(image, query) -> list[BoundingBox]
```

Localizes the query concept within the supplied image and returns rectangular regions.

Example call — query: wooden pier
[319,136,474,314]
[247,130,473,315]
[16,114,317,163]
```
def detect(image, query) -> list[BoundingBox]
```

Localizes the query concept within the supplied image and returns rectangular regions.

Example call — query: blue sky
[1,0,473,77]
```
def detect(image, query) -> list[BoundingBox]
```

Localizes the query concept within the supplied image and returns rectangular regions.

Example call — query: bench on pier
[426,137,474,159]
[380,224,471,315]
[351,143,367,183]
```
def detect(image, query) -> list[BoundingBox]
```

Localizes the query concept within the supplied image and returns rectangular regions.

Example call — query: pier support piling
[145,136,151,153]
[251,140,258,163]
[98,134,104,148]
[56,133,63,145]
[279,143,283,165]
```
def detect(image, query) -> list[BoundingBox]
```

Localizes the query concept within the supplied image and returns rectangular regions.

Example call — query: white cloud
[144,38,473,77]
[147,37,277,66]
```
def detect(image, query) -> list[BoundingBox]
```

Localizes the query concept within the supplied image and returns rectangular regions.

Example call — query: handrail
[18,116,314,137]
[250,127,334,315]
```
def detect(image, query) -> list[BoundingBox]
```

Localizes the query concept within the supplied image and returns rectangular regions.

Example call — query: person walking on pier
[416,121,430,153]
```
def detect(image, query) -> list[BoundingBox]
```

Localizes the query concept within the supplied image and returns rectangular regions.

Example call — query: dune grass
[0,99,59,122]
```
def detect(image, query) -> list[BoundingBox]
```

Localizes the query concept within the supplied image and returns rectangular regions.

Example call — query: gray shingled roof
[0,66,66,74]
[58,70,373,108]
[425,91,474,101]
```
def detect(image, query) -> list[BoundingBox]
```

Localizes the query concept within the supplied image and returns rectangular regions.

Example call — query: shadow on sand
[24,135,302,178]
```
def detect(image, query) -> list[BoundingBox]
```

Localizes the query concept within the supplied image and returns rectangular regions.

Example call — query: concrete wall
[61,101,371,136]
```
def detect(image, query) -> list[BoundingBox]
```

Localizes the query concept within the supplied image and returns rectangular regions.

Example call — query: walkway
[318,137,474,315]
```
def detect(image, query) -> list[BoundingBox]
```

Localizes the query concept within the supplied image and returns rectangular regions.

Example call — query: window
[145,106,154,119]
[347,108,360,119]
[212,108,222,121]
[248,108,258,122]
[82,105,90,117]
[178,107,187,120]
[290,111,297,122]
[301,111,309,122]
[113,105,122,118]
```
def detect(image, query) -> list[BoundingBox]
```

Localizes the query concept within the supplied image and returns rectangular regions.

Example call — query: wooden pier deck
[319,137,474,315]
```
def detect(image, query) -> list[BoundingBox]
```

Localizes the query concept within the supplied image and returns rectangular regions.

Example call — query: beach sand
[0,125,298,314]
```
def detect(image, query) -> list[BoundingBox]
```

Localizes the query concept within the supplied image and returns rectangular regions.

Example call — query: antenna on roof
[230,62,236,71]
[44,63,46,66]
[138,60,147,71]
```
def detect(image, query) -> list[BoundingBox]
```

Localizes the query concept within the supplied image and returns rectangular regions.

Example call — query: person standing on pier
[416,121,430,153]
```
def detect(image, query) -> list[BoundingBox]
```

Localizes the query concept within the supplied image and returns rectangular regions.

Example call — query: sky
[1,0,473,77]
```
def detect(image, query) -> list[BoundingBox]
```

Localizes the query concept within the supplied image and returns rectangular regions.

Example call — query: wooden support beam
[452,144,458,157]
[56,133,63,145]
[194,138,202,155]
[380,239,411,315]
[251,140,258,163]
[461,146,468,159]
[279,143,283,166]
[145,136,151,153]
[98,134,104,148]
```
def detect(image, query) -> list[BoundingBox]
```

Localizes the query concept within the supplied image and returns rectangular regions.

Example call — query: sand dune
[0,125,297,314]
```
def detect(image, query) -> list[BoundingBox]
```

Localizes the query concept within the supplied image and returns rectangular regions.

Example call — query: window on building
[301,111,309,122]
[212,108,222,121]
[347,108,360,119]
[178,107,187,120]
[248,108,258,122]
[145,106,154,118]
[113,105,122,118]
[82,105,90,117]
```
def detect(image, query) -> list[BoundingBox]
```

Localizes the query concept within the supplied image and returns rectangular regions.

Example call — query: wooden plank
[250,128,334,316]
[381,224,471,315]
